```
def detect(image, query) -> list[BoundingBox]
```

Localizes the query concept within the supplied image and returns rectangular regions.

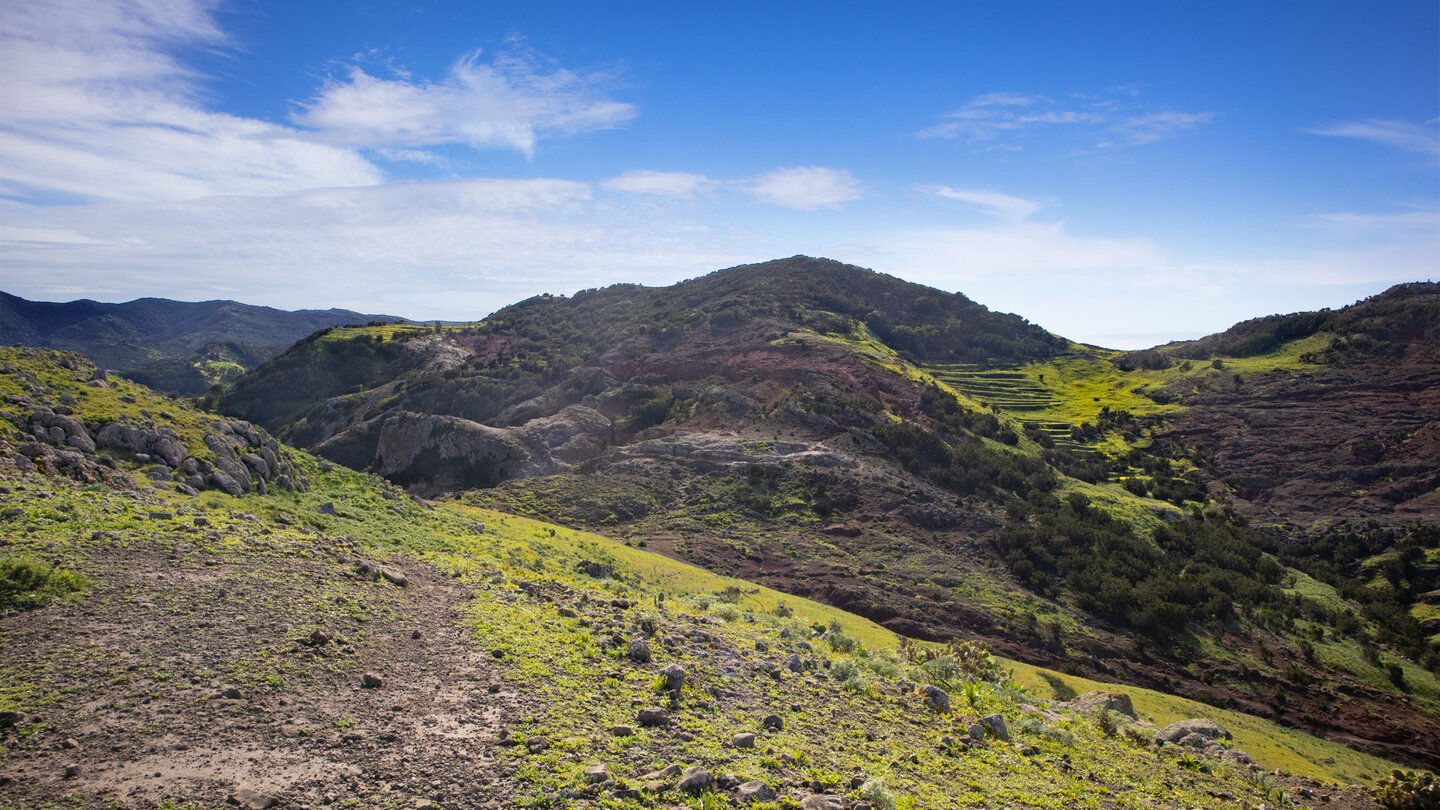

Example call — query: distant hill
[0,291,403,395]
[214,256,1440,767]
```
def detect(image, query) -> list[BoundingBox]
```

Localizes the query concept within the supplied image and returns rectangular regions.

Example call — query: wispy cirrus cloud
[292,45,637,157]
[0,1,640,204]
[600,170,715,198]
[0,0,381,203]
[921,185,1041,221]
[919,89,1214,148]
[1306,119,1440,158]
[744,167,864,210]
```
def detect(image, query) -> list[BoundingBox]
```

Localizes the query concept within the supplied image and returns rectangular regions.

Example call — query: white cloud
[922,186,1040,221]
[0,179,755,319]
[1306,119,1440,157]
[291,47,637,156]
[1112,111,1216,145]
[0,0,383,203]
[919,89,1212,148]
[744,167,863,210]
[600,170,714,198]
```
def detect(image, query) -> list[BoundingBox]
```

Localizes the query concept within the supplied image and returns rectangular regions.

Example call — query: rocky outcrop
[0,351,305,497]
[316,406,614,496]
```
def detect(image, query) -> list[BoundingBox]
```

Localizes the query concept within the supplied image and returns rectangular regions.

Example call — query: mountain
[0,291,403,395]
[0,346,1414,808]
[214,257,1440,767]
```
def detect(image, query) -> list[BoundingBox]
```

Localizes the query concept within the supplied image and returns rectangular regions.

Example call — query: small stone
[677,765,713,793]
[583,764,610,784]
[637,707,669,727]
[979,714,1009,742]
[735,778,777,802]
[627,638,651,663]
[63,763,80,778]
[218,687,243,700]
[799,795,845,810]
[611,725,634,737]
[361,672,384,689]
[410,629,422,640]
[762,713,783,731]
[307,629,331,646]
[661,663,686,691]
[733,732,756,748]
[487,684,502,694]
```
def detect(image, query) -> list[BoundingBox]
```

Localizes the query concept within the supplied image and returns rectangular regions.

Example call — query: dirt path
[0,536,527,809]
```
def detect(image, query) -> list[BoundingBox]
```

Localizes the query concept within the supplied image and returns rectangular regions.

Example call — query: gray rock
[661,663,686,691]
[979,714,1009,742]
[153,436,186,467]
[1177,732,1209,749]
[208,470,244,497]
[800,796,845,810]
[637,707,669,727]
[627,638,651,663]
[1068,690,1137,719]
[785,653,804,673]
[361,672,383,689]
[732,732,756,749]
[610,725,634,737]
[736,780,776,803]
[762,713,783,731]
[967,723,985,741]
[677,765,713,793]
[1157,718,1231,745]
[921,684,951,713]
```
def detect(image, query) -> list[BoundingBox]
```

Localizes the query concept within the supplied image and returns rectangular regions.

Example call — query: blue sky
[1,0,1436,347]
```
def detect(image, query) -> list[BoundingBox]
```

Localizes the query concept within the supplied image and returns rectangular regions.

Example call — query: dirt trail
[0,540,528,809]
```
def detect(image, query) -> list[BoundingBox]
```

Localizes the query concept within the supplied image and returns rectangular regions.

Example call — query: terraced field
[925,363,1084,450]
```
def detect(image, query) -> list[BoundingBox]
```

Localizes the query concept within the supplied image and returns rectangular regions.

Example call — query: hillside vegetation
[0,291,402,396]
[211,259,1440,770]
[0,348,1415,809]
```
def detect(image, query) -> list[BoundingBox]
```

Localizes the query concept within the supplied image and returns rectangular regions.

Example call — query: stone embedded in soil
[660,662,685,690]
[583,763,610,783]
[762,713,783,731]
[627,638,651,663]
[733,732,756,748]
[979,713,1009,742]
[677,765,713,793]
[218,687,243,700]
[737,780,777,803]
[361,672,384,689]
[611,725,634,737]
[637,706,669,727]
[799,795,845,810]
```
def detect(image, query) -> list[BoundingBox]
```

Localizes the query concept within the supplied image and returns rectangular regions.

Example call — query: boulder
[800,796,845,810]
[1157,718,1231,745]
[1068,691,1137,720]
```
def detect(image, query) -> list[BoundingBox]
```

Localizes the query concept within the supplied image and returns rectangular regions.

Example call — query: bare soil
[0,540,529,809]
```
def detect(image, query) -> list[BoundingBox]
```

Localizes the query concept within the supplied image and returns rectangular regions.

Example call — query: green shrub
[709,603,742,622]
[826,630,862,654]
[1373,769,1440,810]
[0,554,88,612]
[859,777,898,810]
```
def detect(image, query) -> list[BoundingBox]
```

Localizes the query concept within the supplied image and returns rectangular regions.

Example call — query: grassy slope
[0,353,1409,808]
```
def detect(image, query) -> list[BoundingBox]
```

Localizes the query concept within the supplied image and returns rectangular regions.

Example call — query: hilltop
[0,292,403,396]
[212,258,1440,769]
[0,346,1414,809]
